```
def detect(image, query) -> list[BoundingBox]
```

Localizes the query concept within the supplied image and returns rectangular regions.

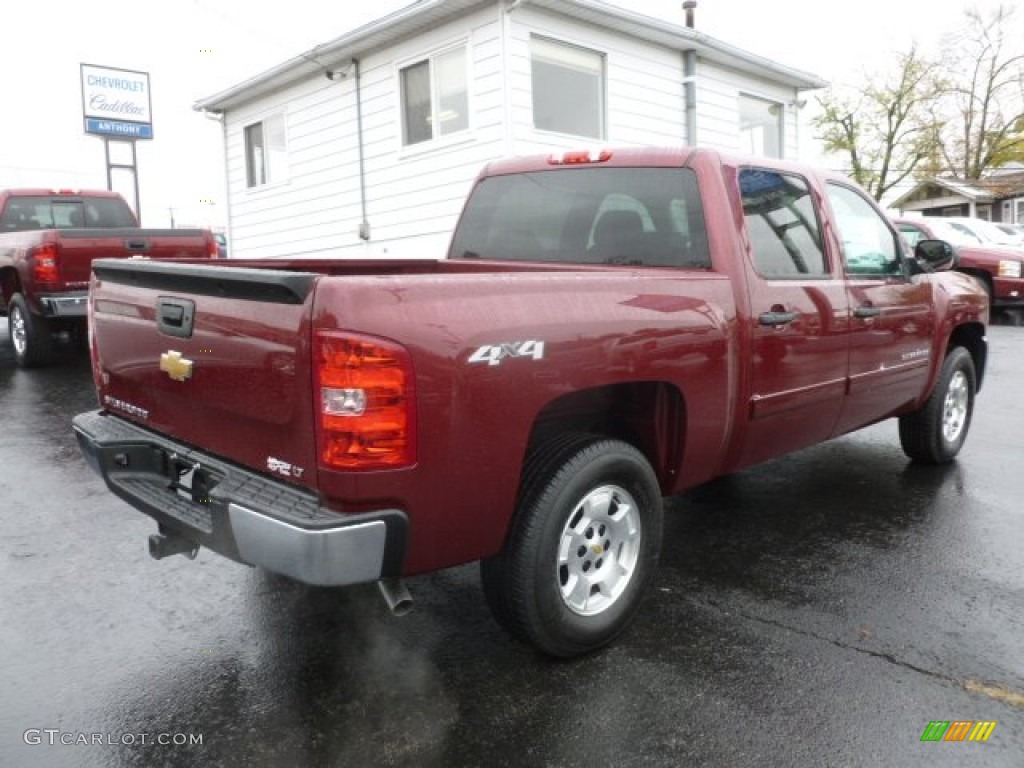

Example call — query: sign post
[80,64,153,222]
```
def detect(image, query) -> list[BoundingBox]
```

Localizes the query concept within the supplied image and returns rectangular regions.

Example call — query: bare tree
[812,46,942,202]
[935,3,1024,178]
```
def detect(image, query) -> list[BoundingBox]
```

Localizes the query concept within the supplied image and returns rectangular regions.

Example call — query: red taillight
[31,242,60,284]
[206,234,219,259]
[548,149,613,165]
[314,331,417,470]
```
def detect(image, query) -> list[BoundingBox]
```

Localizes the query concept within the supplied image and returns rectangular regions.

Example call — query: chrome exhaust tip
[377,578,413,616]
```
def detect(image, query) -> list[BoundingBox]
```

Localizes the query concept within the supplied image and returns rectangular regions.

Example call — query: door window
[826,184,902,276]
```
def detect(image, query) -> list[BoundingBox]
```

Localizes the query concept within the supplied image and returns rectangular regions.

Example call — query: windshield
[448,167,711,269]
[919,219,983,246]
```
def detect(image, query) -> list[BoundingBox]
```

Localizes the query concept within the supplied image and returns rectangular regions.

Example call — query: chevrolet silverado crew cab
[73,147,987,657]
[0,188,219,367]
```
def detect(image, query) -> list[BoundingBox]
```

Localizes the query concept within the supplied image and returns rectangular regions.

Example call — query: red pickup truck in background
[893,216,1024,309]
[0,188,219,367]
[73,148,988,657]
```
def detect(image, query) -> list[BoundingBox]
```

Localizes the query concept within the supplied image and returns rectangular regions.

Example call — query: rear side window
[0,196,136,231]
[448,167,711,269]
[739,168,827,278]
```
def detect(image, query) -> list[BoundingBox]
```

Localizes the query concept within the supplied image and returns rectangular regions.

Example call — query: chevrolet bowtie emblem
[160,350,194,382]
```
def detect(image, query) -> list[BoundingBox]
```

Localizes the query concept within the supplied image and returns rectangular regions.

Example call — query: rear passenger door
[737,168,851,468]
[826,183,936,434]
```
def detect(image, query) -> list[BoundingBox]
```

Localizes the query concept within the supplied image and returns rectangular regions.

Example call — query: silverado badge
[160,350,194,382]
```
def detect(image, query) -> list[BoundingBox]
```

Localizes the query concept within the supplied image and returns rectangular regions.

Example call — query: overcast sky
[1,0,1018,228]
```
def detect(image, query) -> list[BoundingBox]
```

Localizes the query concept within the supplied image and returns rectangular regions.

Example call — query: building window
[739,94,783,158]
[531,37,605,139]
[245,113,287,188]
[400,47,468,146]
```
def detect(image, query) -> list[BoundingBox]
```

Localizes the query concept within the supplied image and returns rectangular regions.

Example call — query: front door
[825,182,935,434]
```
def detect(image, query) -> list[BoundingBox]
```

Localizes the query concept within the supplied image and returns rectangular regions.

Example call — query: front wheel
[899,346,976,464]
[481,435,663,657]
[8,293,52,368]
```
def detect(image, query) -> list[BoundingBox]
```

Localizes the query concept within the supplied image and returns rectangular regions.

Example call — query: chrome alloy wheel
[10,305,27,356]
[942,370,969,443]
[557,484,642,617]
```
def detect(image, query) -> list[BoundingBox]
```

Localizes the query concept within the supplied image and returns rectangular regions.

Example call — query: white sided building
[194,0,826,260]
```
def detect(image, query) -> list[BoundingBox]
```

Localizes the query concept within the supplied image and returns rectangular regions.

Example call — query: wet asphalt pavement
[1,313,1023,768]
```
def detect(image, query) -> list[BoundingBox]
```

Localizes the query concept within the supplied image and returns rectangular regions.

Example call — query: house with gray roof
[194,0,826,259]
[891,168,1024,224]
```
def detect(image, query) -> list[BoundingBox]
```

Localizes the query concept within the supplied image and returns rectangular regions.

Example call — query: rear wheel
[899,346,976,464]
[481,435,663,657]
[8,293,52,368]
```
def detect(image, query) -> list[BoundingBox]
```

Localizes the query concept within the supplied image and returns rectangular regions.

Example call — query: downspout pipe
[683,1,698,147]
[327,60,369,240]
[354,58,370,241]
[684,49,697,147]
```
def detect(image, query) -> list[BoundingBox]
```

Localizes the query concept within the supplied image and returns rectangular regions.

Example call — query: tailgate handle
[157,297,195,339]
[125,238,150,251]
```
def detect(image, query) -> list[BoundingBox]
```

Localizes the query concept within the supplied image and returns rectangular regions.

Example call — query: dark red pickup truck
[73,148,988,656]
[893,216,1024,309]
[0,188,219,366]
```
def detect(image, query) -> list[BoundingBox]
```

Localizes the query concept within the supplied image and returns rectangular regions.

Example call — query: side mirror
[914,239,957,272]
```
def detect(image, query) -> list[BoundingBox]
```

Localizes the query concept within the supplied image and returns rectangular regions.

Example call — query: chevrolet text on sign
[80,63,153,139]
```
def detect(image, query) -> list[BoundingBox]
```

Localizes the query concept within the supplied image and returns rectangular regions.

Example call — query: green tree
[813,46,941,202]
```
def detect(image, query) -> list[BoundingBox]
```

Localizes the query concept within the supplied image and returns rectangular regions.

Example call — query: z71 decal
[468,340,546,367]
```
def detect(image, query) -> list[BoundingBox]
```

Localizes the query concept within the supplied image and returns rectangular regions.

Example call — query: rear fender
[525,381,686,495]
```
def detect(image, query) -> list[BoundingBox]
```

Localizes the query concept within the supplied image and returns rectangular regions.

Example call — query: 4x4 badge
[160,350,194,382]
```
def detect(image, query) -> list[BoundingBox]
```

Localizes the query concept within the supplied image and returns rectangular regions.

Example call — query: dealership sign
[81,64,153,140]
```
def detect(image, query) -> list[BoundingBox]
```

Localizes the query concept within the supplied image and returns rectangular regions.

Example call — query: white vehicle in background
[943,217,1024,250]
[993,222,1024,245]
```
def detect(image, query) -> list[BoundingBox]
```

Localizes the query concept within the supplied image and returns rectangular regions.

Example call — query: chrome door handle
[759,311,798,326]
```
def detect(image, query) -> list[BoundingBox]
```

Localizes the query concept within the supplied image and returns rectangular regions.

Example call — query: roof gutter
[194,0,826,114]
[193,0,456,113]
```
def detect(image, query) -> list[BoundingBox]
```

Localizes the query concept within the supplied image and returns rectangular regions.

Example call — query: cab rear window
[448,167,711,269]
[0,196,137,231]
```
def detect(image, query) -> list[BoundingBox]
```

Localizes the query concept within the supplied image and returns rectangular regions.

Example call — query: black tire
[8,293,52,368]
[899,347,976,464]
[481,435,663,657]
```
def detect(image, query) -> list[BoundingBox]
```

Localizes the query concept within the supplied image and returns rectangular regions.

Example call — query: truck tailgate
[90,259,319,490]
[56,228,214,284]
